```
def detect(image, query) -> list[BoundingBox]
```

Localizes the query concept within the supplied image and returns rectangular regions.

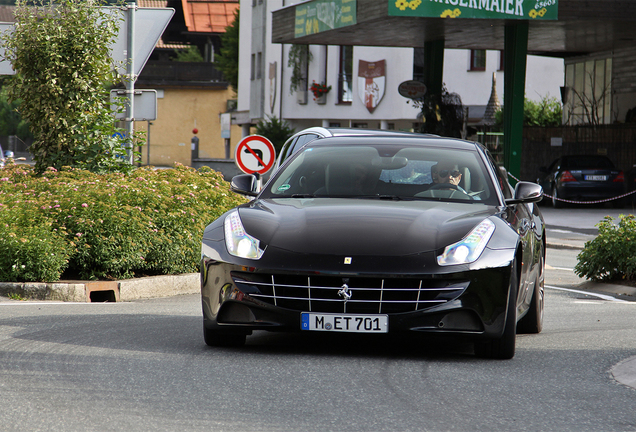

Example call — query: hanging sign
[398,80,427,99]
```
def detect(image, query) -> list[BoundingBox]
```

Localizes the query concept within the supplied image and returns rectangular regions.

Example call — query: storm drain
[85,281,120,302]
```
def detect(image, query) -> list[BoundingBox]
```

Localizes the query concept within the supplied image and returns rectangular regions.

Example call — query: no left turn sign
[235,135,276,175]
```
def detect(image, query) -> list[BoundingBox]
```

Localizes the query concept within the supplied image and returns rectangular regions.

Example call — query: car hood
[238,198,499,256]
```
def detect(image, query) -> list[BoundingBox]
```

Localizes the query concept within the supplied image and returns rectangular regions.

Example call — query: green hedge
[575,215,636,282]
[0,163,246,281]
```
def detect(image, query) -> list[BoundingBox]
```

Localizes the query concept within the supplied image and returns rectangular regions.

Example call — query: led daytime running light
[224,211,264,259]
[437,219,495,266]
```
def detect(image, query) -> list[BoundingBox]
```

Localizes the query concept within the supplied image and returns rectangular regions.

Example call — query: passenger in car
[431,163,439,184]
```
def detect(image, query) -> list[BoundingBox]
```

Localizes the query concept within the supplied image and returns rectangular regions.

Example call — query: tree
[255,115,294,154]
[0,0,136,173]
[215,9,239,93]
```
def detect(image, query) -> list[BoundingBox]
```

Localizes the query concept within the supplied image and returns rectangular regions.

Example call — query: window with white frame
[564,58,612,125]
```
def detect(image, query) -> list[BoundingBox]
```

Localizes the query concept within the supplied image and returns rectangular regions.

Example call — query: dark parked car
[201,135,545,359]
[273,127,427,172]
[537,155,625,208]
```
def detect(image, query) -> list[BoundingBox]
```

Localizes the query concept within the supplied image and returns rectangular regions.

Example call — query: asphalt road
[540,204,636,235]
[1,290,635,432]
[0,204,635,431]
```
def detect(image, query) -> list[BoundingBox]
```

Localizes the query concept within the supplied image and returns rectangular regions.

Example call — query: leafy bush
[0,163,246,281]
[575,215,636,281]
[494,95,562,129]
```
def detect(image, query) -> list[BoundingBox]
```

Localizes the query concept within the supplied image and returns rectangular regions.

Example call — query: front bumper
[201,247,515,340]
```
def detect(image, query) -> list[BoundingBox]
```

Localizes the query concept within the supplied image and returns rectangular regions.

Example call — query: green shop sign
[389,0,557,20]
[295,0,357,38]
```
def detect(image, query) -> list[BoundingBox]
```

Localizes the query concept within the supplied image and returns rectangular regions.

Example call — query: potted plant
[310,81,331,104]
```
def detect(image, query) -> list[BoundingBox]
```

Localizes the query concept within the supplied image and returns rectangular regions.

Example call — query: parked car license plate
[585,175,607,181]
[301,312,388,333]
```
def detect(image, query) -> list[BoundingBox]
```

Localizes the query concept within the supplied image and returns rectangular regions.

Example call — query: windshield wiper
[358,194,406,201]
[290,194,317,198]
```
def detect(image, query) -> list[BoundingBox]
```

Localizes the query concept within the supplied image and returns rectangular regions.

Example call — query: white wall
[236,0,253,114]
[443,49,564,106]
[280,45,421,124]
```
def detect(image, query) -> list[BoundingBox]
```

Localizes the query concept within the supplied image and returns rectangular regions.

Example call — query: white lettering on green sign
[389,0,556,19]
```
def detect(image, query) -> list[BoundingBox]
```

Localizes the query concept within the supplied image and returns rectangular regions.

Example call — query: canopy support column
[503,22,528,182]
[422,39,444,97]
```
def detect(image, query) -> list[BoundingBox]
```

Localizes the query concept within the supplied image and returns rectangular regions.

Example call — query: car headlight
[224,210,264,259]
[437,219,495,266]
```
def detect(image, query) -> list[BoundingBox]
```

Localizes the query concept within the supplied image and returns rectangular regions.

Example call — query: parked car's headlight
[437,219,495,266]
[224,210,264,259]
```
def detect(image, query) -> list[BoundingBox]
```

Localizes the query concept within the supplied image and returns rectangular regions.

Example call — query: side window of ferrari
[485,150,512,199]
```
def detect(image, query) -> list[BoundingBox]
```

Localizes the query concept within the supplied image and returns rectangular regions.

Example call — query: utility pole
[124,1,136,164]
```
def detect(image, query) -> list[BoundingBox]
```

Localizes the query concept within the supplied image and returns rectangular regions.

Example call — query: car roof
[290,126,436,139]
[302,134,481,151]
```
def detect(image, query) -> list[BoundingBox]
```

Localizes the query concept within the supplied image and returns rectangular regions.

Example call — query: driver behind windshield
[436,162,466,192]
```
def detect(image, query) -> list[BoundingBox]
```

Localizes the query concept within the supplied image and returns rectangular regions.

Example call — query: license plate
[301,312,388,333]
[585,175,607,181]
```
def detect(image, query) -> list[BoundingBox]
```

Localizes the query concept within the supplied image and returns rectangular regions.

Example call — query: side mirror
[230,174,258,197]
[505,181,543,205]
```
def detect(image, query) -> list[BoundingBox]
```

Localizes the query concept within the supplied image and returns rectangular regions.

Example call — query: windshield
[262,144,498,205]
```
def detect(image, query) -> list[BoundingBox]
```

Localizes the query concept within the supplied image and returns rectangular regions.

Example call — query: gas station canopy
[272,0,636,57]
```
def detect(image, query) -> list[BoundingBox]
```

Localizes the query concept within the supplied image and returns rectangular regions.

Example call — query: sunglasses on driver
[434,169,460,178]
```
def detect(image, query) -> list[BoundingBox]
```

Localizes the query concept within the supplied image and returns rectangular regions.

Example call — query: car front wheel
[517,250,545,334]
[474,260,518,360]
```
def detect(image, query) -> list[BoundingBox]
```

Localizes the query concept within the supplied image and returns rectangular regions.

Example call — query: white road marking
[546,285,629,303]
[545,264,575,272]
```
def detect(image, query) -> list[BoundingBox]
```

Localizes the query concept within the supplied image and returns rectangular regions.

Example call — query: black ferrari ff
[201,135,545,359]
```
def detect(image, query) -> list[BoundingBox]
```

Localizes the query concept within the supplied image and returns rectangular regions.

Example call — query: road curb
[546,241,585,251]
[0,273,200,302]
[576,280,636,299]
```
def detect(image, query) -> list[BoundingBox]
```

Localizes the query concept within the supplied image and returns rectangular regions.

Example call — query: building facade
[235,0,564,138]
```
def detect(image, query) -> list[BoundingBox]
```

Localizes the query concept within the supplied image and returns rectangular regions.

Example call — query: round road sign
[235,135,276,175]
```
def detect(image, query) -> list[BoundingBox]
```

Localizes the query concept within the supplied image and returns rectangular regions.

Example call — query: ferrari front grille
[232,273,468,314]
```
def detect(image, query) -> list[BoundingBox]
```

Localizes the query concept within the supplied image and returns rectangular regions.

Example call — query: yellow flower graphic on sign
[440,8,461,18]
[529,8,547,19]
[395,0,421,10]
[395,0,409,11]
